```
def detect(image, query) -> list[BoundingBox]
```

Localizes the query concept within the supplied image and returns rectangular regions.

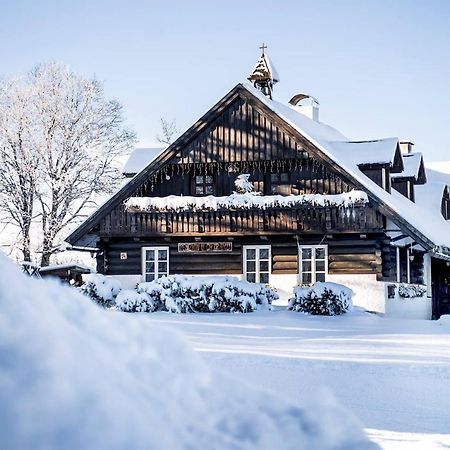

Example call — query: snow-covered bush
[115,275,277,313]
[288,282,353,316]
[115,290,155,312]
[135,281,165,311]
[0,252,377,450]
[79,273,121,307]
[398,283,427,298]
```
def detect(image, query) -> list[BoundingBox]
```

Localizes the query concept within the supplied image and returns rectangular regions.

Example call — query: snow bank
[0,253,378,449]
[437,314,450,327]
[125,190,368,212]
[289,281,353,315]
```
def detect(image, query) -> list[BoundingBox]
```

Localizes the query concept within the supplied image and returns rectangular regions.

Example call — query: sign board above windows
[178,242,232,253]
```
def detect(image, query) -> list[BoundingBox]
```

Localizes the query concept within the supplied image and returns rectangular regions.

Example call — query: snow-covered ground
[142,308,450,450]
[0,254,377,450]
[2,251,449,449]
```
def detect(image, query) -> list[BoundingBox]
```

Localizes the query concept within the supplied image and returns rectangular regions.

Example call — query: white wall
[327,274,386,313]
[385,296,432,320]
[269,273,298,305]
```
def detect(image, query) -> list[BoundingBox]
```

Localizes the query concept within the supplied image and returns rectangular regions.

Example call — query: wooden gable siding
[132,96,354,198]
[177,97,301,164]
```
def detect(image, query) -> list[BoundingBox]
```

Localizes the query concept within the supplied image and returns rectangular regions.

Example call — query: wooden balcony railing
[100,205,384,237]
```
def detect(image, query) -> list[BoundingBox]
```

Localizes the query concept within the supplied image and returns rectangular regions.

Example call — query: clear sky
[1,0,450,161]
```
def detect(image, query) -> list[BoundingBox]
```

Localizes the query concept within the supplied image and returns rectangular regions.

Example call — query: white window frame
[395,246,411,284]
[141,246,170,282]
[298,245,328,285]
[243,245,271,284]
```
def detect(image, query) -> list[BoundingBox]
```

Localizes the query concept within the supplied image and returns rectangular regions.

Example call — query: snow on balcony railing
[125,190,369,213]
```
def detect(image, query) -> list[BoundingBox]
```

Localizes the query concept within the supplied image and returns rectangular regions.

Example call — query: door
[432,257,450,319]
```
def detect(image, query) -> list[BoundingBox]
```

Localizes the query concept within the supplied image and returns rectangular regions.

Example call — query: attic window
[270,173,290,195]
[442,191,450,220]
[194,175,214,196]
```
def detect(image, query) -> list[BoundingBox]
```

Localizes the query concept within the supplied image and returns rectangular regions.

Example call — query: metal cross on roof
[259,43,267,55]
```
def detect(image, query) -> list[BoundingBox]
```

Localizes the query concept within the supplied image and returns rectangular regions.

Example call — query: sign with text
[178,242,233,253]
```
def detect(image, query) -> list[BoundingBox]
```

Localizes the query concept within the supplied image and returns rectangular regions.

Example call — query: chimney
[289,94,319,121]
[400,141,414,154]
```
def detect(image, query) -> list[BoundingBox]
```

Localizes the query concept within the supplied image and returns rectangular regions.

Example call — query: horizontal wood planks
[101,234,390,279]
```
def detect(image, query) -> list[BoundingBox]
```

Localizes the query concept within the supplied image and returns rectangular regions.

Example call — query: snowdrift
[0,253,378,450]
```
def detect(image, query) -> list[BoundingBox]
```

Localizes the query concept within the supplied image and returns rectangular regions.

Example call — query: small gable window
[442,188,450,220]
[194,175,214,196]
[270,172,290,195]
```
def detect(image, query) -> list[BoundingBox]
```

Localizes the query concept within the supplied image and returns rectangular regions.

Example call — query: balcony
[100,204,384,237]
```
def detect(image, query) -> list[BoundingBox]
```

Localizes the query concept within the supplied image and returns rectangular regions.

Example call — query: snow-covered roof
[242,83,450,251]
[330,138,400,167]
[425,162,450,185]
[39,263,93,273]
[415,181,446,216]
[264,54,280,83]
[391,153,423,180]
[123,148,164,175]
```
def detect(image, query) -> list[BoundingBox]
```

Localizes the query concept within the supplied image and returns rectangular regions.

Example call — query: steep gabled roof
[66,82,450,255]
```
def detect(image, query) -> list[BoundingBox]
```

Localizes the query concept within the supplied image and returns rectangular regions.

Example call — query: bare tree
[0,77,40,261]
[156,117,178,146]
[0,62,136,265]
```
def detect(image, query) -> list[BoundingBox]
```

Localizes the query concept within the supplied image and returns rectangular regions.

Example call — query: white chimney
[400,141,414,154]
[289,93,319,121]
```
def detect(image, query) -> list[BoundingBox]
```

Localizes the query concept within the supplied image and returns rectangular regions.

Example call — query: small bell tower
[247,43,279,99]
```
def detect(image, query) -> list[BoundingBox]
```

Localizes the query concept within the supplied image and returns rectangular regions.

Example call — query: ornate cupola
[248,43,279,99]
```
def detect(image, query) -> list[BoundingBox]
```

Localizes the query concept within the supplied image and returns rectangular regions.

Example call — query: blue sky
[1,0,450,161]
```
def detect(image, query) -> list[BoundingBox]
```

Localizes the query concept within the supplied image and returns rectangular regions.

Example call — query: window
[142,247,169,282]
[270,173,290,195]
[194,175,214,196]
[243,245,271,284]
[396,246,410,283]
[298,245,327,285]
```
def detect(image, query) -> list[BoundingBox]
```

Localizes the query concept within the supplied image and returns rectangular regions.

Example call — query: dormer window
[194,175,214,196]
[442,188,450,220]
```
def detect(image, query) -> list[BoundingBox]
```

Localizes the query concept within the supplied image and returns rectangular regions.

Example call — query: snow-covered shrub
[398,283,427,298]
[115,290,154,312]
[136,281,165,310]
[131,275,277,313]
[288,282,353,316]
[79,273,121,307]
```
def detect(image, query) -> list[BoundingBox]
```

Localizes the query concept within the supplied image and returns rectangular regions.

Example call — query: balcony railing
[100,204,384,237]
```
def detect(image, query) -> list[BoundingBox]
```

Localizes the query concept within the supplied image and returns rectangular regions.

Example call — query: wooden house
[66,49,450,319]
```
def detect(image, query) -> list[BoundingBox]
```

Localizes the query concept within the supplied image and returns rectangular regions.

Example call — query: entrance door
[243,245,271,284]
[431,258,450,319]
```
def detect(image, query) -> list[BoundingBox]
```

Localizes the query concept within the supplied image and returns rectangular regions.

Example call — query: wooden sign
[178,242,232,253]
